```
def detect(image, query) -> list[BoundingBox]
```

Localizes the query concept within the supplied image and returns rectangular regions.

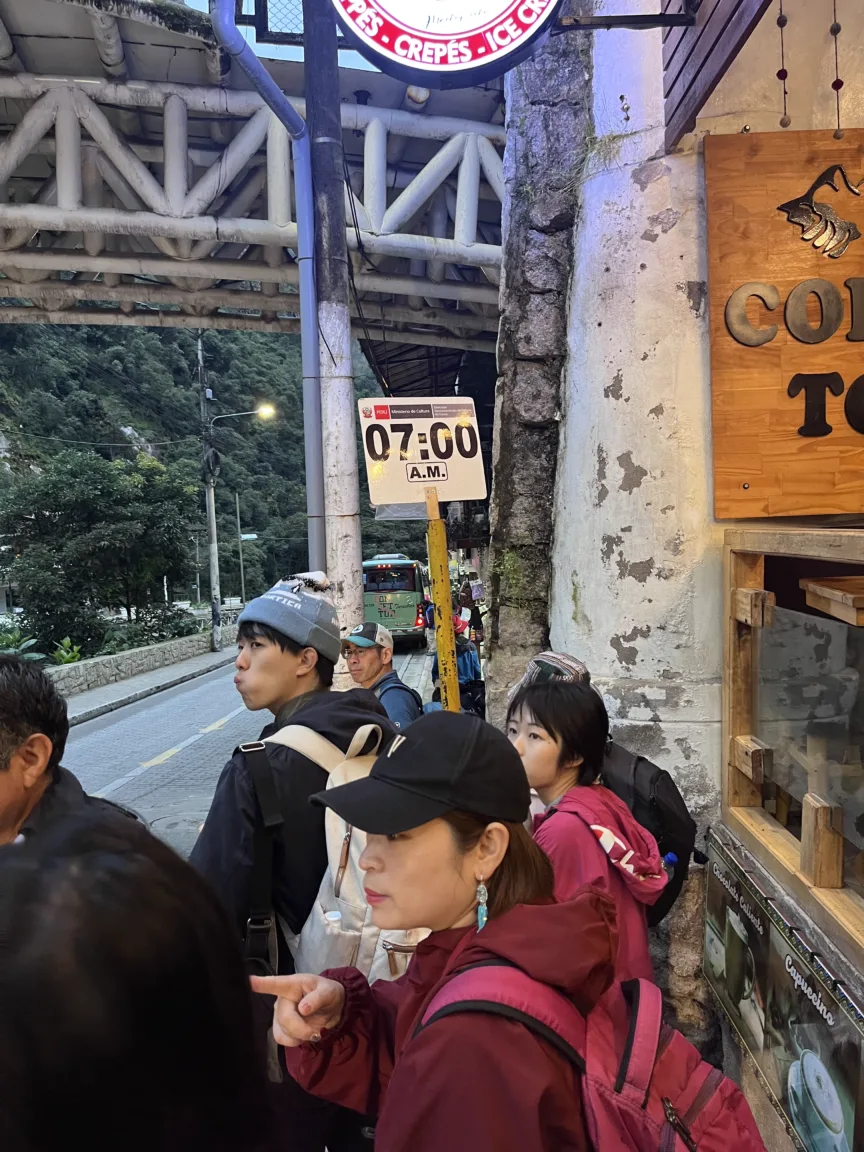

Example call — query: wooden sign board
[706,131,864,518]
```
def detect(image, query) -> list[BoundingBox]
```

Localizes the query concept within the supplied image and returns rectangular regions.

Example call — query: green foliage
[0,326,428,648]
[51,637,83,665]
[0,628,46,662]
[0,449,197,654]
[97,604,202,655]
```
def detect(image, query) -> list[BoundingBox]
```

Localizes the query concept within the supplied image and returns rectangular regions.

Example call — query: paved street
[64,649,433,857]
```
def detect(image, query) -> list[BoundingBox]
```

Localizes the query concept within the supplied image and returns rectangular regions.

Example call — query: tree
[0,450,197,652]
[0,323,429,610]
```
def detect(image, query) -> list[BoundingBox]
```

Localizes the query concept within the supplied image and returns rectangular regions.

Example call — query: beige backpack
[264,723,428,982]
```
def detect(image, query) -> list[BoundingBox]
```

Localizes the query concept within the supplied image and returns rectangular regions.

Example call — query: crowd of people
[0,576,766,1151]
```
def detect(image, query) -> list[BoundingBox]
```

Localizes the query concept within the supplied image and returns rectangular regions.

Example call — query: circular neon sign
[331,0,564,88]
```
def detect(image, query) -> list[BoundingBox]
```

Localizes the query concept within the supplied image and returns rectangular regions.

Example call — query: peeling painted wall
[550,88,723,833]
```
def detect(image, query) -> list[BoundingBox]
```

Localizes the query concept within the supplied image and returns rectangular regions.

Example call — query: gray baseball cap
[238,580,341,664]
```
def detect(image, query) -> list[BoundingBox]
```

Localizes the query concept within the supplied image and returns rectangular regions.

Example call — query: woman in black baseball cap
[252,712,619,1152]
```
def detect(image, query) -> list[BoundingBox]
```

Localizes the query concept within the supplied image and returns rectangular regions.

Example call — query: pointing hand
[250,973,346,1048]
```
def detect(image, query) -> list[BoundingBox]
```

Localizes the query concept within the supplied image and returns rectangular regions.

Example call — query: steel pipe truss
[0,74,502,347]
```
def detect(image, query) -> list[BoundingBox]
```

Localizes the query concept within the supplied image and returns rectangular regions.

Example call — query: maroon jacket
[283,889,618,1152]
[534,784,667,983]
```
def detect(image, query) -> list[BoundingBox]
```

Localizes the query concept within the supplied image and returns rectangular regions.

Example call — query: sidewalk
[67,649,236,727]
[397,647,435,703]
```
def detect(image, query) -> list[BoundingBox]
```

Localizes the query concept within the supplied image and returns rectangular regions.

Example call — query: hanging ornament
[830,2,844,140]
[777,1,791,129]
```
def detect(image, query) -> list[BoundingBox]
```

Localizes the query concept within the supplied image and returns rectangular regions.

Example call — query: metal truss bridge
[0,0,502,381]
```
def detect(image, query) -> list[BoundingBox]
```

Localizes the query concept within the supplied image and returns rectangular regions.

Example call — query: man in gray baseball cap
[343,622,422,730]
[191,576,393,1152]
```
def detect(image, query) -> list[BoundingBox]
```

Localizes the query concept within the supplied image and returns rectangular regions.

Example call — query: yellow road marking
[140,747,181,768]
[138,705,246,768]
[200,716,230,733]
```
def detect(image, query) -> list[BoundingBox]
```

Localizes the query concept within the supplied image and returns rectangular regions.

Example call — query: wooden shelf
[800,577,864,626]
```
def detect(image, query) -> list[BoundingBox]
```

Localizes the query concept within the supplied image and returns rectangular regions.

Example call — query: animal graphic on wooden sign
[777,165,863,259]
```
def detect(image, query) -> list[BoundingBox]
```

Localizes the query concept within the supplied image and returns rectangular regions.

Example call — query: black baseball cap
[310,711,531,835]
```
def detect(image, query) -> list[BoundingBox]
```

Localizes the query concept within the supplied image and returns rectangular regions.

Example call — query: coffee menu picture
[705,838,864,1151]
[765,928,860,1152]
[705,841,770,1057]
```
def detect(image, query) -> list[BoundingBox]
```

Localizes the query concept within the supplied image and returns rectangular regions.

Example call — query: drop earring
[476,879,488,931]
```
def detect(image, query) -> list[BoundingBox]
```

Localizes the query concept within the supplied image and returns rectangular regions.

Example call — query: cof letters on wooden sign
[706,131,864,518]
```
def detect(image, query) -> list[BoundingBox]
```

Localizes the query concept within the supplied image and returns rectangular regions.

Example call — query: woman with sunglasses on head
[253,711,618,1152]
[507,677,667,982]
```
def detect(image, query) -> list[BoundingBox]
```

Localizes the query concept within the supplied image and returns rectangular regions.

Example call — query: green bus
[363,555,429,648]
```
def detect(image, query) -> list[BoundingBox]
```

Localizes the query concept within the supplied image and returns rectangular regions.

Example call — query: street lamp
[210,404,277,429]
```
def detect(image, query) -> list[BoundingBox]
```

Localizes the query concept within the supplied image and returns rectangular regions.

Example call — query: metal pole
[364,118,387,233]
[209,0,326,574]
[0,75,509,140]
[195,536,201,604]
[206,478,222,652]
[199,331,222,652]
[425,488,460,712]
[236,490,246,606]
[302,0,363,643]
[163,93,189,216]
[54,96,82,211]
[0,250,499,303]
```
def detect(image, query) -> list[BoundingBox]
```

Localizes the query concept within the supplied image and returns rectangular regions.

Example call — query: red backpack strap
[596,979,663,1107]
[416,962,587,1071]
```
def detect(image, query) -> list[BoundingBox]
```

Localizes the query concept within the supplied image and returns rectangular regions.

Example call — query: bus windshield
[364,566,421,594]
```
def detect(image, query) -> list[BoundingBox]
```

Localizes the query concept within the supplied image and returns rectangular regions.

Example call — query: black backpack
[600,742,702,927]
[378,680,423,713]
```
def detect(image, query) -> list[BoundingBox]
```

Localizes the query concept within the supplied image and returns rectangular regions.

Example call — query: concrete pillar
[547,3,723,1053]
[486,1,593,724]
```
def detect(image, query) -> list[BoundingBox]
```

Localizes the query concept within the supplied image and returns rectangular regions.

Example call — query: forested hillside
[0,324,427,607]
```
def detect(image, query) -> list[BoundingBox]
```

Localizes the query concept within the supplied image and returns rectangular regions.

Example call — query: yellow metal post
[425,487,460,712]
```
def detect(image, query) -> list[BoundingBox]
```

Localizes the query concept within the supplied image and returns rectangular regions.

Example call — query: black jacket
[190,688,394,963]
[20,765,138,839]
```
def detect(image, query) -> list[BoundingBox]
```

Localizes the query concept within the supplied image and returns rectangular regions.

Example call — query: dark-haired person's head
[309,712,555,934]
[0,813,272,1152]
[0,656,69,846]
[507,680,609,806]
[234,580,341,713]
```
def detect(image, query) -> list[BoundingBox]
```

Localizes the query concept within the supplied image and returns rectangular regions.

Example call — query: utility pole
[236,491,246,606]
[302,0,363,647]
[199,332,222,652]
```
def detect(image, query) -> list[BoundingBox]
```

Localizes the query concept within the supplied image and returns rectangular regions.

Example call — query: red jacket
[284,889,619,1152]
[533,784,667,982]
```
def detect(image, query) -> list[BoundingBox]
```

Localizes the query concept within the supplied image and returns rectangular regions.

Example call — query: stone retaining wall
[48,625,238,696]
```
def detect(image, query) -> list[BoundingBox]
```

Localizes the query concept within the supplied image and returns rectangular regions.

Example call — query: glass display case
[724,530,864,972]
